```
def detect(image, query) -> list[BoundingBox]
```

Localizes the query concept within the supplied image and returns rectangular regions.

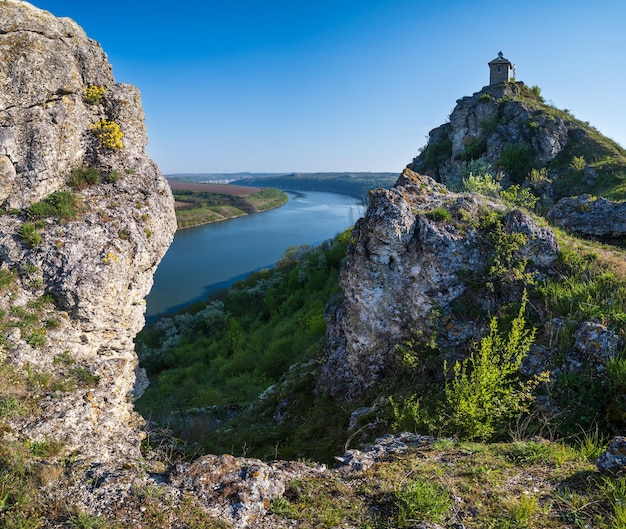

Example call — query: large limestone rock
[547,194,626,240]
[0,0,176,463]
[318,168,559,399]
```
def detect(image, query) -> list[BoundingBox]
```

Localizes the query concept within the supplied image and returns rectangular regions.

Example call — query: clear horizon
[31,0,626,175]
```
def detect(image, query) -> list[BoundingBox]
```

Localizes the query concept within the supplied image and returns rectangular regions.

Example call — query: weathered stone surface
[547,194,626,240]
[597,436,626,474]
[169,455,291,526]
[0,0,176,463]
[318,168,558,399]
[573,319,622,365]
[335,432,434,472]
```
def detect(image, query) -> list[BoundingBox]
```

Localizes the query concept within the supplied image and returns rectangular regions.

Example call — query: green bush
[28,190,83,221]
[462,172,502,197]
[424,207,452,223]
[570,155,587,172]
[500,143,537,183]
[418,137,452,171]
[499,184,539,209]
[459,137,487,162]
[530,85,544,102]
[69,165,102,189]
[442,293,541,440]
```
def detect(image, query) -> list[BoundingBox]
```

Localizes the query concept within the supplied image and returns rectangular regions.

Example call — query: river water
[145,190,362,321]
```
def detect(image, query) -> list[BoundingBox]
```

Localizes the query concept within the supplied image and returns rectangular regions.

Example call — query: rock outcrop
[408,82,571,181]
[0,0,176,463]
[318,168,559,399]
[547,194,626,240]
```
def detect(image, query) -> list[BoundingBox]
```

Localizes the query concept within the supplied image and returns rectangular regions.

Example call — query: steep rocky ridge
[0,0,176,463]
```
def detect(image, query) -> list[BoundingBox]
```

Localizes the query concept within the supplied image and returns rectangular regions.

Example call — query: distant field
[166,180,288,229]
[167,180,261,196]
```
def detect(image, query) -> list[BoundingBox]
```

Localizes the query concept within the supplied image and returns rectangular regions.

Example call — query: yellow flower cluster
[103,252,118,265]
[83,85,105,105]
[91,119,124,150]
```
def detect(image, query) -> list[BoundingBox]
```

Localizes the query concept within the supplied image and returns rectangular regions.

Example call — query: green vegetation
[27,190,83,221]
[18,222,41,247]
[443,294,540,440]
[136,230,352,459]
[265,438,626,528]
[173,187,288,229]
[500,143,538,183]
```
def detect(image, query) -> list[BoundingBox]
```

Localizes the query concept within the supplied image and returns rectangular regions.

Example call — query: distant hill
[167,172,398,199]
[166,172,284,183]
[233,172,398,200]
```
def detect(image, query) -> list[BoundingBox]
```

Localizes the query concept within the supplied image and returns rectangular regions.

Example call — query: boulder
[547,194,626,240]
[318,168,559,399]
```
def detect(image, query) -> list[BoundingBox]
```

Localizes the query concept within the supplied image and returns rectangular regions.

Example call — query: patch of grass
[68,165,102,190]
[423,206,453,223]
[394,477,453,526]
[27,190,83,221]
[18,222,41,248]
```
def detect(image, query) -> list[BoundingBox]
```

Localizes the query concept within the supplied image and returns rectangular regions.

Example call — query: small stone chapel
[488,51,513,85]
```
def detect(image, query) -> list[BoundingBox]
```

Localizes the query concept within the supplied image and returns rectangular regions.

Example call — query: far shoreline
[167,179,289,230]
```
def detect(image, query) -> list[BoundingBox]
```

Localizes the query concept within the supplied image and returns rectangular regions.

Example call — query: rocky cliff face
[0,0,176,463]
[318,168,559,399]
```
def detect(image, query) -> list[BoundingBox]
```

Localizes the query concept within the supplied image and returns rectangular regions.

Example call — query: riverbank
[168,180,288,230]
[145,190,360,319]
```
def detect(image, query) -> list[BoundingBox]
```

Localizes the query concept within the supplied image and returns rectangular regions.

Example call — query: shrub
[69,165,101,189]
[18,222,41,248]
[500,143,537,183]
[83,85,105,105]
[418,137,452,172]
[90,119,124,150]
[462,172,502,197]
[28,190,83,221]
[424,207,452,223]
[529,85,544,102]
[459,137,487,162]
[499,184,539,209]
[570,155,587,172]
[442,292,542,440]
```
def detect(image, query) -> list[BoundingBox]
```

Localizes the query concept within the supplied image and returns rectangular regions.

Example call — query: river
[145,190,362,321]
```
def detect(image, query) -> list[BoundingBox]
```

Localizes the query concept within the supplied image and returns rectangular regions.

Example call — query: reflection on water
[145,191,361,321]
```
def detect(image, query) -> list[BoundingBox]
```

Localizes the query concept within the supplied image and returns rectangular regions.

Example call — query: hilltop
[410,81,626,203]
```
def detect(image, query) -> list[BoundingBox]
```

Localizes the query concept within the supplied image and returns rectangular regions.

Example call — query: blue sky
[31,0,626,175]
